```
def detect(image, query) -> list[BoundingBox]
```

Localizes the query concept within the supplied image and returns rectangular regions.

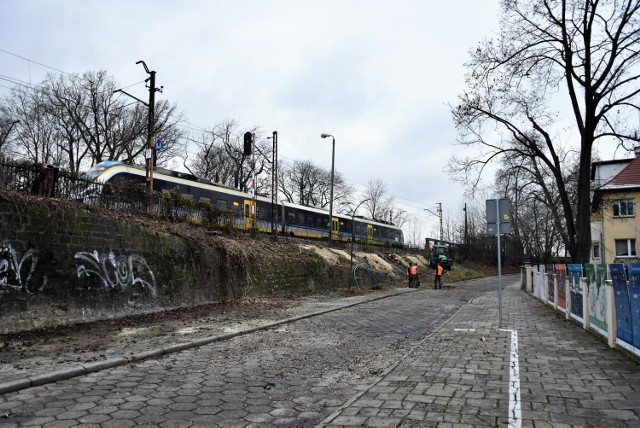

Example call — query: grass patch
[444,264,485,283]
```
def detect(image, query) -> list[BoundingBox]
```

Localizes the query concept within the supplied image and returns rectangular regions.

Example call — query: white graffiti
[0,240,45,293]
[75,250,157,298]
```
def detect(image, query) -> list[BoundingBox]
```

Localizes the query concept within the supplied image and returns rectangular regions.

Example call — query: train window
[216,199,227,209]
[199,196,211,204]
[287,212,296,224]
[256,205,266,221]
[260,205,272,221]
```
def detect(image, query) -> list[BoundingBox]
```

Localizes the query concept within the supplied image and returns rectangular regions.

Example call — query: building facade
[591,151,640,265]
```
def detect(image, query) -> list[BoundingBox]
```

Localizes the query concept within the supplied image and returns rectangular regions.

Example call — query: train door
[366,224,374,244]
[331,217,340,240]
[243,199,254,230]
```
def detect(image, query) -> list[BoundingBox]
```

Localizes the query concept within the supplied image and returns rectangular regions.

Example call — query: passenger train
[85,161,404,248]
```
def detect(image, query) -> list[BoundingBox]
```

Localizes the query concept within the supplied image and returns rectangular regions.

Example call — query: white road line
[500,328,522,428]
[453,328,476,332]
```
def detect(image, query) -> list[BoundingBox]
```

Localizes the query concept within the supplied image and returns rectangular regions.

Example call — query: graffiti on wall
[75,250,157,298]
[0,240,46,294]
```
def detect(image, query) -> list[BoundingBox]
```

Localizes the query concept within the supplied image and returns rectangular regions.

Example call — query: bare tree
[0,85,64,166]
[185,120,270,193]
[185,131,233,184]
[449,0,640,262]
[1,70,184,173]
[277,157,353,209]
[495,149,576,262]
[404,215,425,249]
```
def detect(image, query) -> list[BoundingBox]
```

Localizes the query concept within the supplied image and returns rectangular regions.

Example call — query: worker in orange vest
[407,262,418,288]
[434,261,444,289]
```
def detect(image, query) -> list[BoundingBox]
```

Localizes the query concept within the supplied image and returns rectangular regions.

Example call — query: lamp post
[350,198,370,269]
[321,133,335,245]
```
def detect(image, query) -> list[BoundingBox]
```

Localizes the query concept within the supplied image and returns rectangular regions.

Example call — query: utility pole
[136,60,162,210]
[437,203,443,241]
[464,203,468,243]
[270,131,278,237]
[464,203,468,260]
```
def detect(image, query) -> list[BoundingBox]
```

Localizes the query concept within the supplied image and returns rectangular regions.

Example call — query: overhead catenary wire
[0,48,70,76]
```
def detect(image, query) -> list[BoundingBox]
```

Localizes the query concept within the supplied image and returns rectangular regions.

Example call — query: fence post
[565,276,571,319]
[525,265,533,293]
[606,279,616,348]
[553,274,559,311]
[581,277,589,330]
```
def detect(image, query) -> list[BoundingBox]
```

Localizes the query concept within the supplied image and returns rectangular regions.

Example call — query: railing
[0,160,99,201]
[0,160,236,229]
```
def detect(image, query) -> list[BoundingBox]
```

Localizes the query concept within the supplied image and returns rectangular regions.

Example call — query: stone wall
[0,195,369,334]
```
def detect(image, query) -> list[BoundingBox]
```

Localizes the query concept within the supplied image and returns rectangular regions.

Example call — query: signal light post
[243,132,256,231]
[268,131,278,237]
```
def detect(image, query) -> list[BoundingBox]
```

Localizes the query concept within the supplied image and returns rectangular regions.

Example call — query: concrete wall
[0,195,360,334]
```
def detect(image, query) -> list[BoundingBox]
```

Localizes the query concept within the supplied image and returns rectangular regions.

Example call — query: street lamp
[321,133,335,245]
[350,198,370,268]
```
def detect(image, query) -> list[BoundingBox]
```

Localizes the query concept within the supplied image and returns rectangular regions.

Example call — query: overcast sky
[0,0,507,239]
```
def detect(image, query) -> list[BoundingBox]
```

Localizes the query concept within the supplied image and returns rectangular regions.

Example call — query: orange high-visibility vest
[436,265,443,276]
[409,265,417,275]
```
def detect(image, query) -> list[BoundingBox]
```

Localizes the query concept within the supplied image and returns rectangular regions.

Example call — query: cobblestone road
[0,278,496,427]
[2,275,640,428]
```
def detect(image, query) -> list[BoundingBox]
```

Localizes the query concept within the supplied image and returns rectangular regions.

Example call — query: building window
[615,239,637,257]
[613,199,635,217]
[592,242,601,259]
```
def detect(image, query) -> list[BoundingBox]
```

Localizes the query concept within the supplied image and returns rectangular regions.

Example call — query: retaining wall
[0,195,361,334]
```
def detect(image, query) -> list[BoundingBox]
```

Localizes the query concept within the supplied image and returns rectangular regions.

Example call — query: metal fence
[0,160,236,229]
[0,160,100,201]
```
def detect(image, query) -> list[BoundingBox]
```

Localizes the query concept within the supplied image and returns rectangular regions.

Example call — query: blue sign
[610,264,632,344]
[155,139,163,151]
[627,263,640,348]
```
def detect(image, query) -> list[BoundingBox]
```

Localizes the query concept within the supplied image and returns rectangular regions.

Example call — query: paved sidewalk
[321,283,640,427]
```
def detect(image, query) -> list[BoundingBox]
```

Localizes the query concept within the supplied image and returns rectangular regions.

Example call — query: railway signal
[243,132,252,156]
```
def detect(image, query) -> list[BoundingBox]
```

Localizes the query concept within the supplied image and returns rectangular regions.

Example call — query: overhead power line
[0,48,70,76]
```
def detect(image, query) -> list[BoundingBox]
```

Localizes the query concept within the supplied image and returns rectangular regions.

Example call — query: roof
[607,156,640,187]
[596,156,640,195]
